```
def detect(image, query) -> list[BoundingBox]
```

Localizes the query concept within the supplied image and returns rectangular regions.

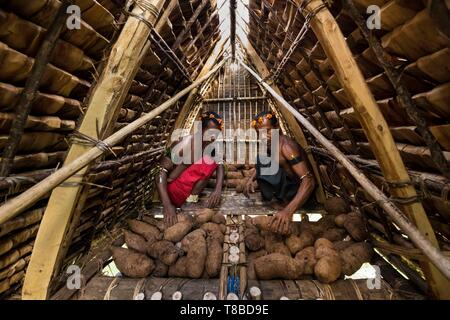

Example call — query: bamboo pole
[242,37,326,204]
[239,60,450,288]
[0,0,71,177]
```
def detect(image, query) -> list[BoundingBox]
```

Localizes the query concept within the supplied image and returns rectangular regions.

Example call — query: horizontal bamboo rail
[0,58,227,225]
[239,60,450,281]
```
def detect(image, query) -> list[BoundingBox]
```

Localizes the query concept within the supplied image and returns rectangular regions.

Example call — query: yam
[111,247,154,278]
[244,228,264,251]
[247,250,267,280]
[152,260,168,277]
[211,213,226,225]
[334,214,348,228]
[333,240,354,252]
[295,247,317,275]
[123,229,148,254]
[163,220,192,243]
[300,221,326,238]
[253,216,271,231]
[242,168,255,177]
[127,219,161,241]
[226,179,241,188]
[340,243,373,276]
[285,230,315,255]
[177,214,193,224]
[324,197,350,214]
[201,222,225,242]
[194,208,215,225]
[269,242,291,256]
[254,253,303,280]
[317,215,336,231]
[314,256,342,284]
[315,245,339,260]
[168,256,188,277]
[147,240,179,266]
[264,232,290,256]
[245,216,254,228]
[227,171,244,179]
[343,214,368,241]
[314,238,334,250]
[205,237,222,277]
[182,229,207,278]
[235,180,246,193]
[142,215,165,231]
[321,228,347,242]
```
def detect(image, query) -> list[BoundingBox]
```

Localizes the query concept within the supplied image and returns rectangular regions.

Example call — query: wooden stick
[343,0,450,179]
[239,60,450,282]
[0,0,70,177]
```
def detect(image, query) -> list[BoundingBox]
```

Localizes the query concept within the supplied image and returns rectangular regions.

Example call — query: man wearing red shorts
[156,111,225,227]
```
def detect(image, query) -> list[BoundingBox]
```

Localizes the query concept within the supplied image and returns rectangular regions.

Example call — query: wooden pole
[294,0,450,299]
[239,59,450,291]
[243,37,326,204]
[230,0,237,60]
[0,0,71,177]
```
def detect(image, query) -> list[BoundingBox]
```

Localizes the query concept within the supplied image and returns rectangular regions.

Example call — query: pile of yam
[245,197,372,284]
[207,164,258,191]
[111,208,226,279]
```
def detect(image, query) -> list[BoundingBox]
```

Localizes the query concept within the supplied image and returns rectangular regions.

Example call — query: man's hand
[269,210,293,235]
[206,190,221,208]
[243,179,255,198]
[164,203,178,227]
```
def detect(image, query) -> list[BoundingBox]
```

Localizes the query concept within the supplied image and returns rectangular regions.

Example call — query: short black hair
[252,110,278,127]
[200,111,223,129]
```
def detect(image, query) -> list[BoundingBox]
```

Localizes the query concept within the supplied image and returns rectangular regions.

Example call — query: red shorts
[167,156,218,207]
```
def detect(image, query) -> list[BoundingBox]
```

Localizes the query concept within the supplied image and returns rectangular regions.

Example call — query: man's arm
[156,156,178,227]
[155,136,192,227]
[206,164,224,208]
[270,140,316,234]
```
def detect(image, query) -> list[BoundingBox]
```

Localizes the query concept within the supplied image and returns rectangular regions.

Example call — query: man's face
[256,117,275,146]
[204,120,221,142]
